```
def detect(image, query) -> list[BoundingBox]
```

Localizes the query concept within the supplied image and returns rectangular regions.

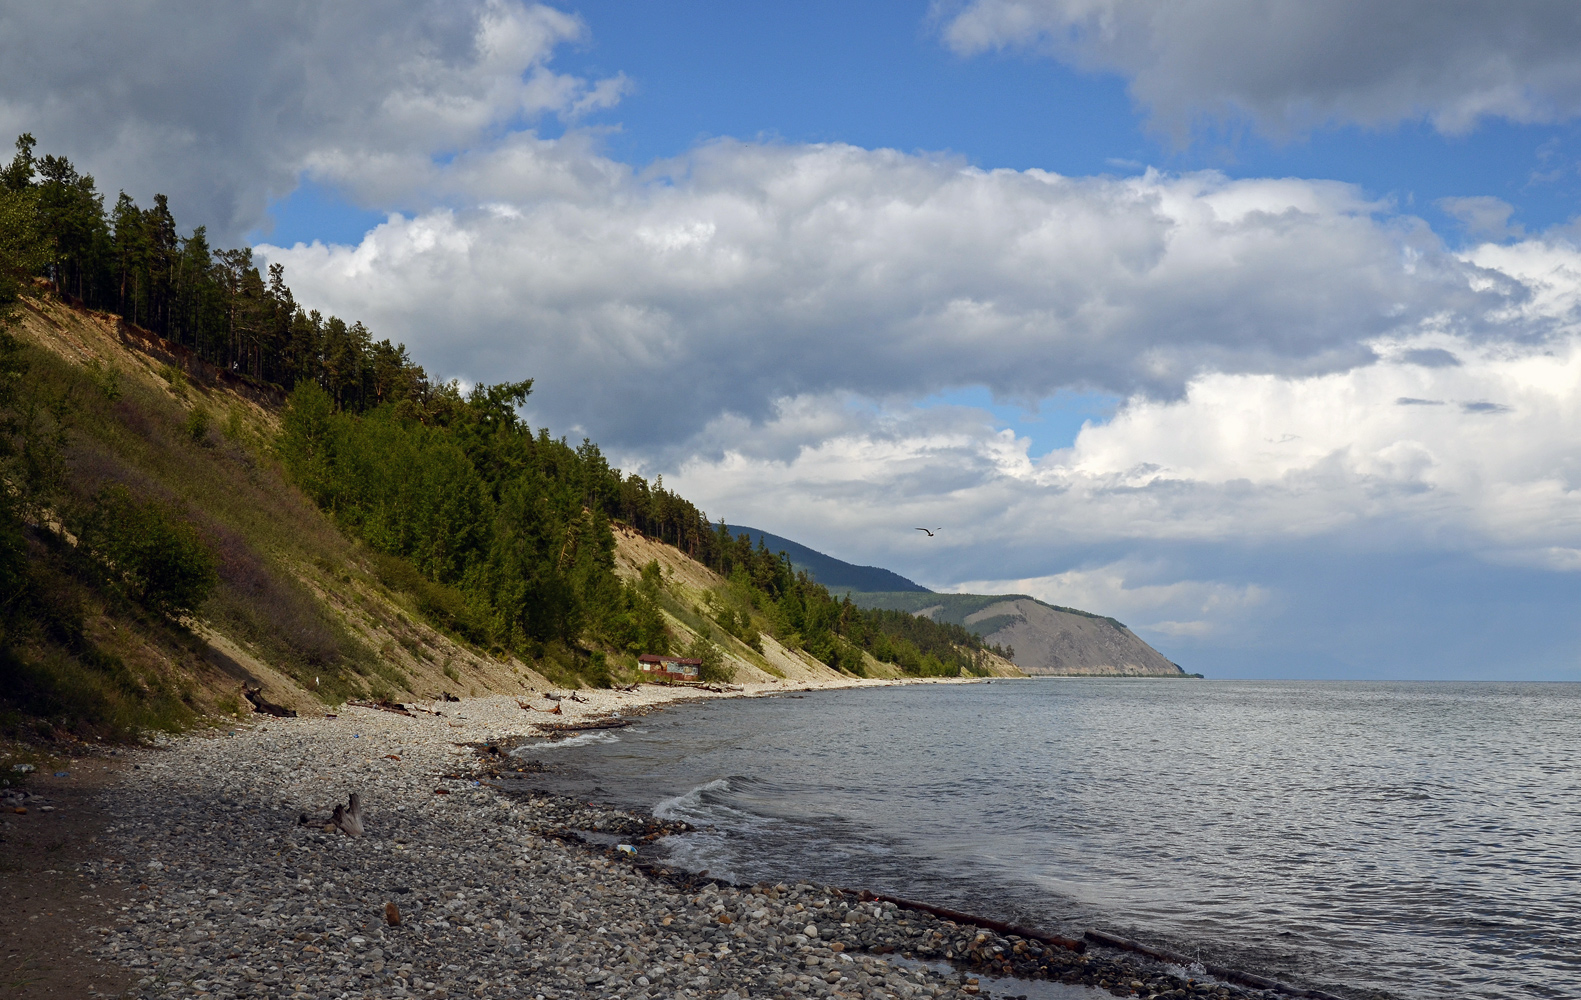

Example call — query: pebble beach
[67,686,1281,1000]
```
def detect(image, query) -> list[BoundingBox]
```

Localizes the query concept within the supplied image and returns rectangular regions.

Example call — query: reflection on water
[518,680,1581,1000]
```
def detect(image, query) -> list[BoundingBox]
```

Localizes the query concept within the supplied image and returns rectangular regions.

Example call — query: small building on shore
[637,654,702,682]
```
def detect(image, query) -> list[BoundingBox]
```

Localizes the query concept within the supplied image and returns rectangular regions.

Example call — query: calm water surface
[510,680,1581,1000]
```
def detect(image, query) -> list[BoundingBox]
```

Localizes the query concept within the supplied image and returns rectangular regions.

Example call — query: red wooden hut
[636,654,702,681]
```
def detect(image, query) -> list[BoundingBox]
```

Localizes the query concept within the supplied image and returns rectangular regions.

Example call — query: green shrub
[79,484,218,617]
[371,551,488,645]
[184,405,211,444]
[158,364,187,396]
[84,359,121,401]
[687,633,732,683]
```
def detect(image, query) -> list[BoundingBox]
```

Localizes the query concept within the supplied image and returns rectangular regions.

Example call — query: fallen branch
[298,792,365,837]
[515,701,563,715]
[348,699,413,717]
[242,685,296,718]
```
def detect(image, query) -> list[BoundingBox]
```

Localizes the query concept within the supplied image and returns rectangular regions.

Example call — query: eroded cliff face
[964,599,1183,676]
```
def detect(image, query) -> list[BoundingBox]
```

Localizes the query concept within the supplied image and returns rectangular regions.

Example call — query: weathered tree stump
[331,792,364,837]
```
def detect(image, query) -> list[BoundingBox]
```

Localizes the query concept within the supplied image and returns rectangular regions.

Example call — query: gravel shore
[78,689,1282,1000]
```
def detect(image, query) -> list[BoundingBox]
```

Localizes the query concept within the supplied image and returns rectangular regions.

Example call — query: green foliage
[371,551,488,645]
[0,531,197,741]
[4,135,435,407]
[281,381,634,659]
[582,649,613,688]
[0,330,68,648]
[158,364,186,394]
[0,202,47,310]
[0,644,195,741]
[4,133,1003,689]
[595,578,670,657]
[704,585,763,652]
[687,632,731,683]
[84,358,121,400]
[184,404,211,444]
[78,484,218,617]
[281,376,1001,678]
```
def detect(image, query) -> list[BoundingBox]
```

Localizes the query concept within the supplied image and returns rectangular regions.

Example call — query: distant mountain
[720,528,1190,677]
[723,525,931,594]
[851,592,1185,677]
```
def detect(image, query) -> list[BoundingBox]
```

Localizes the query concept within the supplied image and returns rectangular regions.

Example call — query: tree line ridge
[0,134,1015,738]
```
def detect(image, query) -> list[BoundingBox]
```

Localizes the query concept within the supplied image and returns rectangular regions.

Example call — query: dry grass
[5,292,552,737]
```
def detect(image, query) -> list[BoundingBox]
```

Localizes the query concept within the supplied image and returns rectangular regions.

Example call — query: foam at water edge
[510,730,622,754]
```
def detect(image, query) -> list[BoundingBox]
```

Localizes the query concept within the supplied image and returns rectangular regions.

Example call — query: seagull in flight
[915,527,938,537]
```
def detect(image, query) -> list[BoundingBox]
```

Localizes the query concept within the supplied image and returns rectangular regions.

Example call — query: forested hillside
[0,134,1013,739]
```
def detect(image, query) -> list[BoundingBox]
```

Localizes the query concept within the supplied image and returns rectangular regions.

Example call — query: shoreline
[22,682,1297,1000]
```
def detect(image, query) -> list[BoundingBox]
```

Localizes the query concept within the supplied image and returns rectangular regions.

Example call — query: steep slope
[962,598,1183,676]
[724,525,930,593]
[11,290,556,725]
[6,290,1015,739]
[610,525,1022,682]
[852,591,1186,677]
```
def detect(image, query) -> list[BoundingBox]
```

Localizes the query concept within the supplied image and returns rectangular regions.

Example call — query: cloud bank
[265,144,1515,449]
[939,0,1581,136]
[0,0,623,238]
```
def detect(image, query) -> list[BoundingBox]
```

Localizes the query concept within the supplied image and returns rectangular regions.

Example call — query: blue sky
[252,1,1581,455]
[12,1,1581,679]
[261,2,1581,246]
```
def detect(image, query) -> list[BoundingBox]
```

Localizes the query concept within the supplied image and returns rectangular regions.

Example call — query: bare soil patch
[0,754,133,998]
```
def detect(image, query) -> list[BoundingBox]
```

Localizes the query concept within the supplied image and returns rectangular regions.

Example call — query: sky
[6,1,1581,679]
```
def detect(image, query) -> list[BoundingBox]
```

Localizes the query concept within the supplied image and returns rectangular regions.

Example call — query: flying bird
[915,528,938,536]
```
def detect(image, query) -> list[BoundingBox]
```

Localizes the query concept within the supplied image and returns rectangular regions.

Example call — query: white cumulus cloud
[262,142,1519,450]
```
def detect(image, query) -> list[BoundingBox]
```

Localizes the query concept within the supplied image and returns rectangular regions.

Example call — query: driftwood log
[241,684,296,718]
[348,699,413,717]
[535,718,631,734]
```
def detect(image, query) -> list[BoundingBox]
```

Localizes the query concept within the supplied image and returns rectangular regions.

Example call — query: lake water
[509,679,1581,1000]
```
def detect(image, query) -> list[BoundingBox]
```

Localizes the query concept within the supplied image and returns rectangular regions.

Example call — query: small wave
[654,776,773,829]
[510,731,621,754]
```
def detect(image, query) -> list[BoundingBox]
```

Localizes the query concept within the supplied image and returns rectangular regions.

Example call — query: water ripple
[530,680,1581,1000]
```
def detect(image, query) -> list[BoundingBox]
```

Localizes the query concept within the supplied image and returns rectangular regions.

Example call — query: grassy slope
[12,290,555,731]
[8,290,1019,742]
[609,527,1023,681]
